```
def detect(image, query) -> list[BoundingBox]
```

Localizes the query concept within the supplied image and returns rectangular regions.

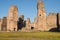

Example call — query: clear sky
[0,0,60,22]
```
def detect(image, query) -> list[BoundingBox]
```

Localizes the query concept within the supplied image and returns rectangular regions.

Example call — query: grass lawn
[0,32,60,40]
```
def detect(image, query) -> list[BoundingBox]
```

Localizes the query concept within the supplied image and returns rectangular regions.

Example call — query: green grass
[0,32,60,40]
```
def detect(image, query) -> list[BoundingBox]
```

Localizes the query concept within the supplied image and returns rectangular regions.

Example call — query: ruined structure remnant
[0,0,60,32]
[37,0,46,31]
[7,6,18,31]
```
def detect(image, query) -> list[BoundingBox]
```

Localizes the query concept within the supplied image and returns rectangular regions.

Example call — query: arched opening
[14,28,16,31]
[31,27,34,30]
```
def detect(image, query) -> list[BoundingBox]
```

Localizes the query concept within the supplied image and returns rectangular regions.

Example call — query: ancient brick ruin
[7,6,18,31]
[0,0,60,32]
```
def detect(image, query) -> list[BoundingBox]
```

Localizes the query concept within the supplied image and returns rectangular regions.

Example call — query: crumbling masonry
[0,0,60,32]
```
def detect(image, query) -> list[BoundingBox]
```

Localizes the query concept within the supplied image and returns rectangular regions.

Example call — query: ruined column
[37,0,46,31]
[7,5,18,31]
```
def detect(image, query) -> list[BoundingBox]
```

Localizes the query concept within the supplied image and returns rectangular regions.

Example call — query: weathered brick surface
[0,19,1,31]
[7,6,18,31]
[47,13,57,31]
[1,17,7,31]
[36,1,46,31]
[0,0,60,32]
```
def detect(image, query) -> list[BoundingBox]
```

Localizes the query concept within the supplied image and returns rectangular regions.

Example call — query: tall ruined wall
[7,6,18,31]
[57,13,60,31]
[37,1,46,31]
[47,13,57,31]
[1,17,7,31]
[26,18,31,29]
[0,19,2,31]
